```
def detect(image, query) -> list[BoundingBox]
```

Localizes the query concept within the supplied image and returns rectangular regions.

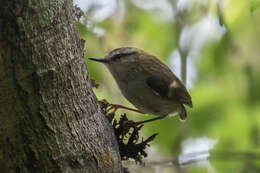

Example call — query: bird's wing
[146,75,171,98]
[146,74,193,108]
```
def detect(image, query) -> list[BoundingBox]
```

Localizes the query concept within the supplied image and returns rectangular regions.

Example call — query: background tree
[0,0,122,172]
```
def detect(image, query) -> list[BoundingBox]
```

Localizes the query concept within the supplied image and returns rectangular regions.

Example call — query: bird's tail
[179,105,187,121]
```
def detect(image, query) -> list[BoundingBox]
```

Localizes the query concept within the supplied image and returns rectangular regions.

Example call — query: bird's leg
[107,103,145,114]
[99,99,145,114]
[131,115,167,126]
[99,99,166,125]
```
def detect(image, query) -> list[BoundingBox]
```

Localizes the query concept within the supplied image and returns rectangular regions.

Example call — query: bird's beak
[88,57,108,63]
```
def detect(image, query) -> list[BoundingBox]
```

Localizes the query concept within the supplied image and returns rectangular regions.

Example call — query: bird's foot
[99,99,144,114]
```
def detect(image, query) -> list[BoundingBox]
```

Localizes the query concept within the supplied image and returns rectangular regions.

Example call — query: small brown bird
[89,47,192,124]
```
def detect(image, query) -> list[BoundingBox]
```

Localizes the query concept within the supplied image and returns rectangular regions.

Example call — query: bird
[89,47,193,124]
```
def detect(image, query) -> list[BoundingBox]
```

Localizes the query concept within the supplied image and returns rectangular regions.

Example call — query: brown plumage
[89,47,193,122]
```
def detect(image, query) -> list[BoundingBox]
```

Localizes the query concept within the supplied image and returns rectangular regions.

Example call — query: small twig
[90,79,100,88]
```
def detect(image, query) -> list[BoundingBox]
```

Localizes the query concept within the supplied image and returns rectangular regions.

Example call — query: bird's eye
[111,52,136,62]
[112,54,123,61]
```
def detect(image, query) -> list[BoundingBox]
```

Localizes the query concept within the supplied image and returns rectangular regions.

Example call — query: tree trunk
[0,0,122,173]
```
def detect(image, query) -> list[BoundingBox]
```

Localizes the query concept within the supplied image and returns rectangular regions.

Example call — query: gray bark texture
[0,0,122,173]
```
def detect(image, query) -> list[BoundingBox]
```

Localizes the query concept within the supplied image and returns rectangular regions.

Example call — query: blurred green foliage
[78,0,260,172]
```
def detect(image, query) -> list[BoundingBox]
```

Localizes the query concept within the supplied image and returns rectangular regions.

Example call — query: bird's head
[88,47,141,66]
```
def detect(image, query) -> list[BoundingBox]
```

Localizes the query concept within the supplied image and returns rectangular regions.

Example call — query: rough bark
[0,0,122,173]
